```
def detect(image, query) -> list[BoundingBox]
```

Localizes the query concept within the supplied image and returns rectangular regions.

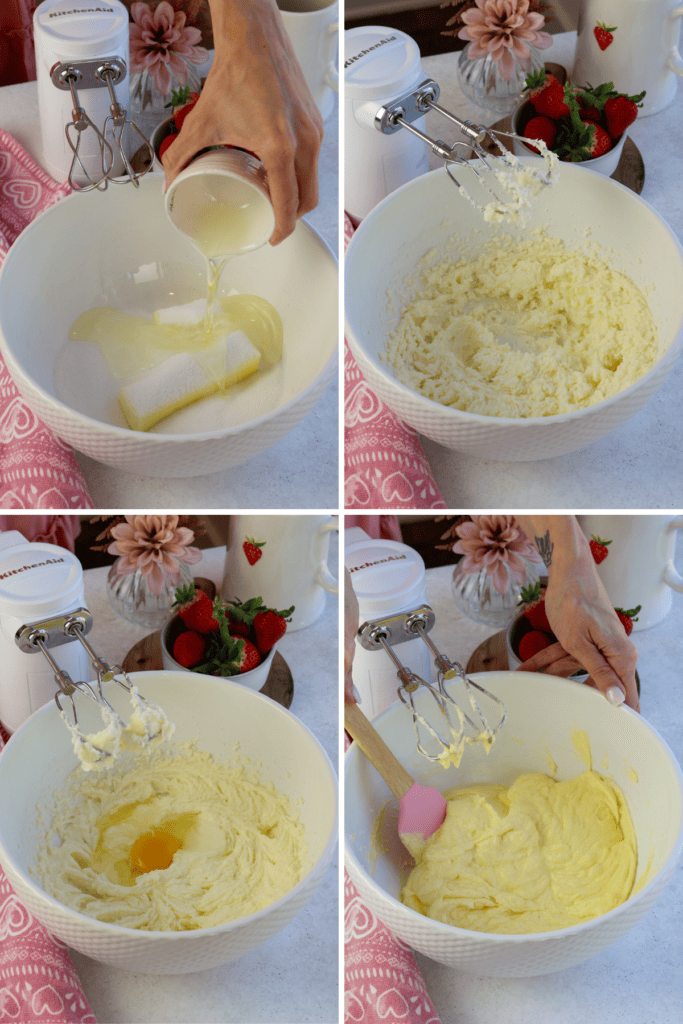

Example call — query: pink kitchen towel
[0,130,93,509]
[344,214,446,510]
[0,732,96,1024]
[345,871,441,1024]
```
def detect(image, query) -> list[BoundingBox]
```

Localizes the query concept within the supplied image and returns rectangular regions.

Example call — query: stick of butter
[118,331,260,431]
[152,298,207,327]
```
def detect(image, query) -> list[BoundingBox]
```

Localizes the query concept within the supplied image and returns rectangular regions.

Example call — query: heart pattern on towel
[381,471,414,504]
[344,872,442,1024]
[2,179,41,209]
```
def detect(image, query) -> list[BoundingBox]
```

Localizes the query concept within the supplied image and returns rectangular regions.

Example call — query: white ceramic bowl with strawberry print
[511,97,627,177]
[345,160,683,461]
[346,670,683,976]
[160,611,276,692]
[0,670,337,974]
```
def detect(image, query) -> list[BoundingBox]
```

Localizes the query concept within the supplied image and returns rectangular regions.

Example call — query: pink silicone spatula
[345,701,447,858]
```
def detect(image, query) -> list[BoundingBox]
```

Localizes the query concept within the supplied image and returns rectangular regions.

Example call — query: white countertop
[408,554,683,1024]
[0,83,339,510]
[68,544,339,1024]
[417,32,683,509]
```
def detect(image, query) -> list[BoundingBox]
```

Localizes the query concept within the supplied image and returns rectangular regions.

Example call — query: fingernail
[606,685,625,707]
[352,685,362,705]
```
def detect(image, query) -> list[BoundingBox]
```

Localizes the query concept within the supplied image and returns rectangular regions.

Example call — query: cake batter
[401,771,636,934]
[34,743,307,931]
[385,230,658,418]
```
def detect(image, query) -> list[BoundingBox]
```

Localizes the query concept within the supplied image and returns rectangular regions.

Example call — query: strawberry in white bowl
[512,70,646,177]
[161,584,294,692]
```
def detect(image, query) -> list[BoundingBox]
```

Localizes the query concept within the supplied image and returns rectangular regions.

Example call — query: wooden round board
[121,616,294,711]
[466,630,509,674]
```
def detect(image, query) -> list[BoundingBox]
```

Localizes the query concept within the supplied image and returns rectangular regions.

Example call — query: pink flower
[452,515,537,594]
[129,1,209,96]
[459,0,553,80]
[109,515,202,595]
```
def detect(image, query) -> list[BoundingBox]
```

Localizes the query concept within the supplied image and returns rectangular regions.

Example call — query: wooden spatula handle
[344,701,414,800]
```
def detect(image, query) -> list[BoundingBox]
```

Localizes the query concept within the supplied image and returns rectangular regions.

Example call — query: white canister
[278,0,339,122]
[222,515,339,632]
[345,26,430,222]
[34,0,131,185]
[577,514,683,630]
[573,0,683,116]
[0,531,90,733]
[346,531,432,720]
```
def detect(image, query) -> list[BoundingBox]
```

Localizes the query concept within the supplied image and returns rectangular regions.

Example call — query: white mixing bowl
[0,671,337,974]
[0,172,337,477]
[345,161,683,461]
[345,671,683,976]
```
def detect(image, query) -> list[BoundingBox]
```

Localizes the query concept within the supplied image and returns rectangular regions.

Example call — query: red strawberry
[615,606,641,636]
[236,638,262,673]
[227,613,251,638]
[519,582,551,632]
[604,92,645,139]
[579,102,601,123]
[518,630,553,662]
[173,630,205,668]
[253,609,288,654]
[172,91,200,131]
[581,119,613,158]
[173,583,219,634]
[243,537,266,565]
[556,94,614,162]
[525,69,570,119]
[523,115,557,153]
[589,535,612,564]
[594,22,617,51]
[158,133,178,162]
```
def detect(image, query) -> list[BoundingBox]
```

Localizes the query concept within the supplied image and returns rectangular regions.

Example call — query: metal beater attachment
[15,608,173,767]
[50,57,154,192]
[357,605,506,766]
[374,78,556,213]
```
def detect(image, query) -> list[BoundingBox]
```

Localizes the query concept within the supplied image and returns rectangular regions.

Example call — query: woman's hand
[515,517,640,712]
[344,569,360,704]
[162,0,323,245]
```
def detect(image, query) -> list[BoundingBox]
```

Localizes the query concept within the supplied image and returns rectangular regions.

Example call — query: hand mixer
[374,77,555,216]
[34,0,154,192]
[15,608,173,768]
[356,604,507,768]
[345,25,555,222]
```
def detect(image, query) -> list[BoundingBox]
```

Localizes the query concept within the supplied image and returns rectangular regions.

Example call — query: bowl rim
[0,180,338,444]
[0,670,338,940]
[345,160,683,428]
[344,670,683,944]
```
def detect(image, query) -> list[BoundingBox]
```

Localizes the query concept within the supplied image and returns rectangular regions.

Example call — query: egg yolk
[130,829,182,875]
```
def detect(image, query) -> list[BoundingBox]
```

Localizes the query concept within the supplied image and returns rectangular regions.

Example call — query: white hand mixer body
[34,0,154,191]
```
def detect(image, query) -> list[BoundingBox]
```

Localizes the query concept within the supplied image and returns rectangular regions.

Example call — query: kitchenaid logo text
[344,36,397,69]
[349,554,407,572]
[0,557,65,580]
[50,7,115,15]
